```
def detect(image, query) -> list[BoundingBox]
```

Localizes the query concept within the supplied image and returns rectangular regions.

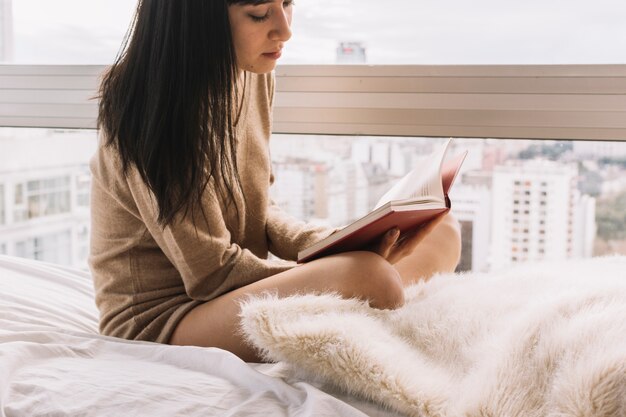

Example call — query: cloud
[8,0,626,65]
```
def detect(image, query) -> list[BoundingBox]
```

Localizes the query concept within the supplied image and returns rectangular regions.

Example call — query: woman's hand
[369,213,447,265]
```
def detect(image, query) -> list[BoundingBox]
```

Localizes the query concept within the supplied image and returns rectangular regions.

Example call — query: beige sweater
[89,72,332,344]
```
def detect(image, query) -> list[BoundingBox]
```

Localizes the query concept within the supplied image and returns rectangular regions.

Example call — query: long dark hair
[98,0,256,226]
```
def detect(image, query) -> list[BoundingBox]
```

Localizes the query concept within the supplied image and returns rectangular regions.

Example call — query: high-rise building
[336,42,366,64]
[271,157,370,229]
[0,129,96,268]
[0,0,14,62]
[490,160,595,270]
[573,141,626,158]
[450,184,492,272]
[326,160,369,227]
[360,162,392,211]
[270,158,330,223]
[351,137,435,177]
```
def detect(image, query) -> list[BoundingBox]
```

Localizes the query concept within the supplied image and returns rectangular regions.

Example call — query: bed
[0,255,402,417]
[2,254,625,417]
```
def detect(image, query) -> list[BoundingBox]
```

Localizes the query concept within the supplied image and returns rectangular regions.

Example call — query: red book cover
[297,140,466,263]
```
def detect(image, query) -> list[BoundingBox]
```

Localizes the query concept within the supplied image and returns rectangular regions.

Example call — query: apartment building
[450,184,492,272]
[490,160,595,270]
[0,129,95,269]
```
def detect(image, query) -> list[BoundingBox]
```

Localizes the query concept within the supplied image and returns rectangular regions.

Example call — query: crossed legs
[170,213,462,362]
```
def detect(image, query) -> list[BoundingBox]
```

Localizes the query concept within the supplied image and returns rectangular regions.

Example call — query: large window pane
[269,135,626,272]
[2,0,625,65]
[3,0,137,64]
[2,127,625,272]
[0,183,5,225]
[286,0,626,65]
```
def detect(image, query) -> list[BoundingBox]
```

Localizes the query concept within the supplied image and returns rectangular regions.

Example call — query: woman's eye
[248,1,294,22]
[249,13,270,22]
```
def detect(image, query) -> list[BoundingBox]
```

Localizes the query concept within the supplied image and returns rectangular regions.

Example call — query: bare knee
[337,252,405,310]
[437,213,462,268]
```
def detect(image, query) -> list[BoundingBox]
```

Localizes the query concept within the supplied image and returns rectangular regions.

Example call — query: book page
[442,151,468,193]
[374,139,450,210]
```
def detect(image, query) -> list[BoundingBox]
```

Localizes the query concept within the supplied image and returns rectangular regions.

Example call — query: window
[2,3,626,273]
[271,135,626,272]
[284,0,626,65]
[0,128,96,269]
[76,223,90,265]
[76,170,91,208]
[4,1,626,65]
[5,0,137,64]
[23,176,71,220]
[15,230,72,265]
[13,183,25,222]
[0,183,4,225]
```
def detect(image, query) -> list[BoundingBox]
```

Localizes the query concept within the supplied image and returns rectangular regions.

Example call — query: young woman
[91,0,461,362]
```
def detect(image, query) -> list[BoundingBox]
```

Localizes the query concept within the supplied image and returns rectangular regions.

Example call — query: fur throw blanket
[240,257,626,417]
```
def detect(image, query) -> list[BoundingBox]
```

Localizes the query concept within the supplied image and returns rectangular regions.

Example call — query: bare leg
[394,213,462,285]
[170,251,404,362]
[170,213,461,362]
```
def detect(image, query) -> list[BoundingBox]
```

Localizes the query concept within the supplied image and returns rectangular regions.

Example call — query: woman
[91,0,461,362]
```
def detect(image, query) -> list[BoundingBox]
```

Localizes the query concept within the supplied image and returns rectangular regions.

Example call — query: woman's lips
[262,50,282,60]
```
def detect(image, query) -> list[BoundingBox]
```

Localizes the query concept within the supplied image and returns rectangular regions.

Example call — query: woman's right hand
[369,213,446,265]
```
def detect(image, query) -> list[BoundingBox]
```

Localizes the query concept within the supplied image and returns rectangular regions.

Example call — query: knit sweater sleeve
[126,169,293,301]
[265,201,336,261]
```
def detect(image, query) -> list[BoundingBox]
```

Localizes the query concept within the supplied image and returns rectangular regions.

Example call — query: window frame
[0,64,625,141]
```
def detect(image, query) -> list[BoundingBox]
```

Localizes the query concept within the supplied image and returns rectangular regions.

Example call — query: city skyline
[2,127,626,270]
[268,136,608,272]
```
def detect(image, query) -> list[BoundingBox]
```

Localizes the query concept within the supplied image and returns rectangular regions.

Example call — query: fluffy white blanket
[240,257,626,417]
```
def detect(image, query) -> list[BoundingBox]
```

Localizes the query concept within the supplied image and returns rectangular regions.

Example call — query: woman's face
[228,0,293,74]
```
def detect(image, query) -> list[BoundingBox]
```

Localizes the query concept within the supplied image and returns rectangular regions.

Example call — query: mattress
[0,255,401,417]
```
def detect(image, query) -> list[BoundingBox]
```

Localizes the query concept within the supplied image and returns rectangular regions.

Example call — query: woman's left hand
[370,213,447,265]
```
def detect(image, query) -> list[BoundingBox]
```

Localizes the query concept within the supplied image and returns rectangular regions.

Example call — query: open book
[297,139,467,263]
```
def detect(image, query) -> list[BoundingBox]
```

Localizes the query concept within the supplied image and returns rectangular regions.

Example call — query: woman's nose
[269,8,292,42]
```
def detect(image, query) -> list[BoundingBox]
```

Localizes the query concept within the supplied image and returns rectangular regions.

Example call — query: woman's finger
[387,213,447,263]
[411,215,445,243]
[377,227,400,259]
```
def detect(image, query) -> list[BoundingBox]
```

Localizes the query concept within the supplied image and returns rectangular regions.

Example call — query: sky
[3,0,626,65]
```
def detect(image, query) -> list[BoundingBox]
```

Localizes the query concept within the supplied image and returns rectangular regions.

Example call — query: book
[297,138,467,263]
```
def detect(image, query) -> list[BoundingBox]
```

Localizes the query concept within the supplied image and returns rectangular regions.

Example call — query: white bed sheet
[0,255,401,417]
